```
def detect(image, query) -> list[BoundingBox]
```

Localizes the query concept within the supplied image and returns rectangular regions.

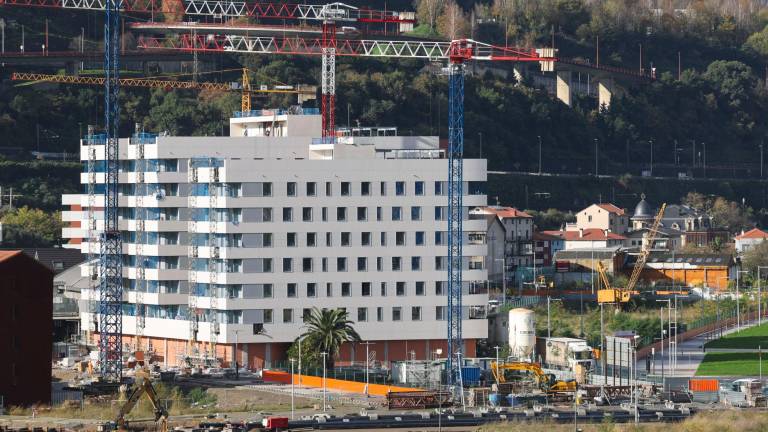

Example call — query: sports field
[696,352,768,376]
[704,322,768,349]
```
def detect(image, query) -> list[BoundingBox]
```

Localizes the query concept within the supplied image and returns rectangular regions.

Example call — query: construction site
[4,0,768,431]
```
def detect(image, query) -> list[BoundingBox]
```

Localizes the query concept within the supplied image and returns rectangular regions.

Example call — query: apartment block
[62,109,489,369]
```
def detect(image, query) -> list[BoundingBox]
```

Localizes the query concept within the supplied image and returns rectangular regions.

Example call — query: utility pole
[594,138,599,177]
[537,135,542,174]
[649,138,653,176]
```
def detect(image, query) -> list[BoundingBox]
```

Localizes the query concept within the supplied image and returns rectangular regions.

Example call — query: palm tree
[301,307,361,368]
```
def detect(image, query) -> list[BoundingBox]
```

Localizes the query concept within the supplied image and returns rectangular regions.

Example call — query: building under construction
[61,109,489,370]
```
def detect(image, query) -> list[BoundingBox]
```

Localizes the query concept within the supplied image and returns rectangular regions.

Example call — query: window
[263,284,273,298]
[287,182,297,197]
[392,257,402,271]
[435,206,446,220]
[264,309,273,324]
[361,182,371,196]
[337,207,347,221]
[337,257,348,272]
[302,207,313,222]
[395,181,405,196]
[396,281,406,296]
[380,182,387,196]
[435,256,446,270]
[342,282,351,297]
[377,257,383,271]
[436,306,446,320]
[435,181,444,195]
[357,207,367,221]
[326,232,332,246]
[377,307,384,321]
[392,307,402,321]
[411,256,422,271]
[326,282,333,297]
[380,282,387,296]
[415,181,424,196]
[283,258,293,272]
[325,181,332,196]
[435,281,445,295]
[435,232,445,245]
[376,207,383,221]
[322,257,328,272]
[412,306,422,321]
[396,231,406,246]
[416,281,425,295]
[282,207,293,222]
[357,307,368,322]
[361,232,372,246]
[392,207,402,221]
[307,232,317,247]
[306,182,317,196]
[588,215,593,222]
[287,233,297,247]
[303,308,312,322]
[287,283,297,298]
[283,308,293,323]
[302,257,313,272]
[411,206,421,221]
[306,283,317,297]
[362,282,371,296]
[341,232,351,246]
[357,257,367,271]
[341,182,351,196]
[322,207,328,221]
[415,231,425,245]
[380,232,387,246]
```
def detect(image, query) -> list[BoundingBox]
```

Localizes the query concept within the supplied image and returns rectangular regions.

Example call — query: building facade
[469,206,533,285]
[62,111,489,368]
[573,203,629,235]
[734,228,768,254]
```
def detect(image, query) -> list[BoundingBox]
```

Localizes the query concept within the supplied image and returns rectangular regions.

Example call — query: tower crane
[597,203,667,304]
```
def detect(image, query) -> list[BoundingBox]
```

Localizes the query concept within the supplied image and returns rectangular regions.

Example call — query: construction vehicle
[597,203,667,304]
[490,361,576,394]
[98,368,168,432]
[536,337,595,372]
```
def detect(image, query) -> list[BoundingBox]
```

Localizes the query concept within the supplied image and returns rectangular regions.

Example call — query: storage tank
[508,308,536,360]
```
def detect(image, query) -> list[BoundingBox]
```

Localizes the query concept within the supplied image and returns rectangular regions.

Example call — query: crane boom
[626,203,667,293]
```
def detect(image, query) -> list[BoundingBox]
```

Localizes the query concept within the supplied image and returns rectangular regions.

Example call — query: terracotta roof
[533,232,561,241]
[595,203,626,216]
[478,206,532,219]
[542,229,627,241]
[735,228,768,240]
[0,250,22,263]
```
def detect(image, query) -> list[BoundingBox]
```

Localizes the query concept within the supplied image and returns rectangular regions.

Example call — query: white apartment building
[62,109,489,369]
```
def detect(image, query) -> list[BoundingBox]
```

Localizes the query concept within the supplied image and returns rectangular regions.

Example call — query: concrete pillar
[556,70,572,106]
[598,78,614,110]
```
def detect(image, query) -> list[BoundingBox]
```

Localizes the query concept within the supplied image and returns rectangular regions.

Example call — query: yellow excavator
[597,203,667,304]
[490,361,577,394]
[99,369,169,432]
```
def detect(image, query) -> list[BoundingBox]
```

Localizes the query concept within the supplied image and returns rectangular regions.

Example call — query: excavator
[98,369,168,432]
[597,203,667,304]
[490,361,577,394]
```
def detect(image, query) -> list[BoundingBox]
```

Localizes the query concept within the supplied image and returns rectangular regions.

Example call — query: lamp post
[321,352,328,412]
[289,358,296,419]
[594,138,599,177]
[234,329,239,380]
[656,299,672,374]
[737,270,750,331]
[537,135,542,174]
[361,341,375,396]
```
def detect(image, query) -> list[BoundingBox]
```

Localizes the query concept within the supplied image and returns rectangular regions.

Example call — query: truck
[536,337,596,373]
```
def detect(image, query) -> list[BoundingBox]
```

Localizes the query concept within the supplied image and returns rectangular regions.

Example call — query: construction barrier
[261,370,421,397]
[689,378,719,392]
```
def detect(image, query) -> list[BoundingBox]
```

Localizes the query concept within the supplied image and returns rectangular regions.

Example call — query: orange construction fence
[261,370,421,397]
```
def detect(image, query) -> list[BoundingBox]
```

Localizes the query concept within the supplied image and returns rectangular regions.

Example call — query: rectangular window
[392,257,402,271]
[395,181,405,196]
[322,257,328,272]
[306,182,317,196]
[326,232,332,246]
[342,282,351,297]
[376,206,383,221]
[341,232,351,246]
[435,231,445,246]
[337,257,347,272]
[380,282,387,296]
[322,207,328,221]
[396,231,406,246]
[263,284,273,298]
[282,258,293,272]
[435,281,445,295]
[435,206,446,220]
[283,308,293,323]
[396,281,406,296]
[306,232,317,247]
[326,181,332,196]
[435,181,444,195]
[377,307,384,322]
[302,257,313,272]
[392,207,402,221]
[287,233,297,247]
[435,256,446,271]
[380,181,387,196]
[357,207,367,221]
[411,306,422,321]
[336,207,347,221]
[282,207,293,222]
[341,182,351,196]
[287,283,297,298]
[361,182,371,196]
[411,256,422,271]
[357,307,368,322]
[362,282,371,296]
[411,206,421,221]
[287,182,297,197]
[415,231,425,246]
[415,181,424,196]
[377,257,383,271]
[264,309,273,324]
[303,308,312,322]
[416,281,425,295]
[361,232,372,246]
[326,282,333,297]
[306,283,317,297]
[392,307,402,321]
[436,306,446,320]
[380,232,387,246]
[302,207,313,222]
[357,257,368,271]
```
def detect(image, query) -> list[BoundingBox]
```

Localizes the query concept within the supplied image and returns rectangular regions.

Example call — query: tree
[741,240,768,274]
[300,308,361,368]
[415,0,445,32]
[285,333,323,370]
[437,0,470,40]
[0,206,63,247]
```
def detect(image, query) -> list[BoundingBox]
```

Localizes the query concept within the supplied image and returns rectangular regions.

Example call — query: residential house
[542,228,627,251]
[623,226,683,251]
[470,206,533,284]
[734,228,768,254]
[573,203,630,235]
[533,231,561,267]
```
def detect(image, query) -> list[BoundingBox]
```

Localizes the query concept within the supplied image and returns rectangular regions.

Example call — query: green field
[696,352,768,376]
[704,322,768,349]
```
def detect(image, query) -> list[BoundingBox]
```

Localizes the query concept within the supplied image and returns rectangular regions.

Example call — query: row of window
[271,305,487,324]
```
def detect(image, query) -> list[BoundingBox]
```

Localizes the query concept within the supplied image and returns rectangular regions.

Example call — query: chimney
[579,228,584,238]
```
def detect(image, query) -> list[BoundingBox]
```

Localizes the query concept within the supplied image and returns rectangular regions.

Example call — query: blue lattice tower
[446,60,465,392]
[99,0,123,382]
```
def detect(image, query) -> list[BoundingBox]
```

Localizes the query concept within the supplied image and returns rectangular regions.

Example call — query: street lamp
[289,358,296,419]
[297,324,308,386]
[234,329,240,380]
[656,299,672,375]
[361,341,375,397]
[321,352,328,412]
[737,270,750,331]
[537,135,543,175]
[594,138,599,177]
